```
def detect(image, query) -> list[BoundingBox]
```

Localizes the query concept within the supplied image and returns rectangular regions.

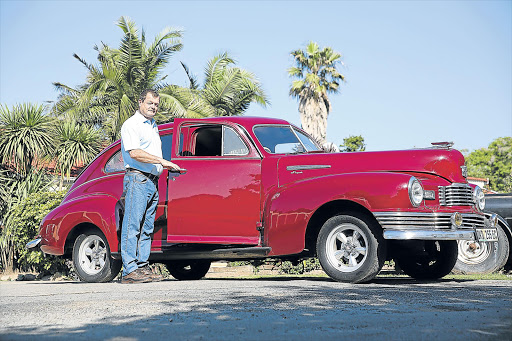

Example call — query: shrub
[277,258,321,274]
[0,190,67,273]
[228,258,321,275]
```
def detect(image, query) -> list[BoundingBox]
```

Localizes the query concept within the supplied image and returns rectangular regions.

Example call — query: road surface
[1,277,511,340]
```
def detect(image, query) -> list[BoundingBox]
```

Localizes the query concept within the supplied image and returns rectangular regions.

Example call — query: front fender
[40,194,119,255]
[264,172,414,255]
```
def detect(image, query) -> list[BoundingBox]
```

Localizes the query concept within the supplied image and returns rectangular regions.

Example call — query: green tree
[465,137,512,192]
[198,53,269,116]
[53,16,193,143]
[0,103,54,175]
[340,135,366,152]
[288,41,345,144]
[52,120,102,185]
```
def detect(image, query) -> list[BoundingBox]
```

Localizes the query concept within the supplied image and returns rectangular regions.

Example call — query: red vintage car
[27,117,498,283]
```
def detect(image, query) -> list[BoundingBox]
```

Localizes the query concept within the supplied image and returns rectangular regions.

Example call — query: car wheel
[165,260,211,280]
[72,230,121,283]
[316,214,386,283]
[395,240,457,280]
[452,223,509,274]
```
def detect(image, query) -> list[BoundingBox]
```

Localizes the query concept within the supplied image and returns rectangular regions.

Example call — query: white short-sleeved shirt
[121,111,163,176]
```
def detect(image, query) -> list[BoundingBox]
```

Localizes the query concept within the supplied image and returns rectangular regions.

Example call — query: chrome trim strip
[65,172,124,200]
[383,230,475,240]
[286,165,331,171]
[374,212,485,229]
[461,165,468,178]
[438,183,474,206]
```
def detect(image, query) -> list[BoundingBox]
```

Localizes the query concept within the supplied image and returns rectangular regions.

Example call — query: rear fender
[40,194,119,255]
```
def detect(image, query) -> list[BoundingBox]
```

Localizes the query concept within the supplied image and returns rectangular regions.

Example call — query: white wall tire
[453,223,509,274]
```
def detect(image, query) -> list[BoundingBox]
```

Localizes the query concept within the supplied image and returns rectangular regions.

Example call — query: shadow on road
[2,278,511,341]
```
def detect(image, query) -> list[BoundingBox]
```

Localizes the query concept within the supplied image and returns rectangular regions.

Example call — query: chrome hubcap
[79,235,107,275]
[326,223,368,272]
[457,239,491,265]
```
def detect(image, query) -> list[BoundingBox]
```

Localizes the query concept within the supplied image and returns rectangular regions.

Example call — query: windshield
[253,125,321,154]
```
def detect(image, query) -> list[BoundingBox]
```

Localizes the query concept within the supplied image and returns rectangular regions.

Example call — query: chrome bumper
[375,212,496,241]
[26,238,42,249]
[383,230,476,240]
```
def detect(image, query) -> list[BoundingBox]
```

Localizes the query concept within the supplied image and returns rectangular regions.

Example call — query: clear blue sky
[1,0,511,152]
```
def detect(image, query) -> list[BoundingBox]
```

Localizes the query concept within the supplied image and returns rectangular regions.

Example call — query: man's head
[138,89,160,119]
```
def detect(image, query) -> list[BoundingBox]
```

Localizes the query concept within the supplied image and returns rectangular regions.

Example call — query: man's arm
[129,149,182,171]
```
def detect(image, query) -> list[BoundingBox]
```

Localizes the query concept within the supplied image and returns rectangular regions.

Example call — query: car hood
[277,148,466,186]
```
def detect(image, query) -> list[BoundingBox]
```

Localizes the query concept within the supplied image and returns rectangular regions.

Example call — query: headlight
[473,186,485,211]
[408,177,424,207]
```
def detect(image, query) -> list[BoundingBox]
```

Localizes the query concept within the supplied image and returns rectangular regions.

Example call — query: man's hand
[129,149,185,172]
[161,160,185,172]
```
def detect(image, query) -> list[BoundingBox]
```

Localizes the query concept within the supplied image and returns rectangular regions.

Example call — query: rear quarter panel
[40,194,120,255]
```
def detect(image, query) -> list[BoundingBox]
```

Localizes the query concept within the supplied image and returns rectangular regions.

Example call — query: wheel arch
[305,199,381,255]
[63,223,107,258]
[494,214,512,267]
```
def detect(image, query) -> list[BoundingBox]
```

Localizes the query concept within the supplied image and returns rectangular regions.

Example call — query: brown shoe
[140,266,164,282]
[121,268,152,284]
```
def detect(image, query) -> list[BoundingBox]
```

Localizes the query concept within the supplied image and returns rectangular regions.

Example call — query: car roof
[158,116,291,130]
[101,116,293,151]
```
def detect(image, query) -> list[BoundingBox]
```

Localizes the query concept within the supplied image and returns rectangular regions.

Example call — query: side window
[254,126,304,154]
[181,124,249,157]
[293,128,320,151]
[105,151,124,173]
[161,133,173,161]
[222,126,249,156]
[194,126,222,156]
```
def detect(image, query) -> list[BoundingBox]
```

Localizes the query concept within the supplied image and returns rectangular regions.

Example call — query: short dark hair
[139,89,160,102]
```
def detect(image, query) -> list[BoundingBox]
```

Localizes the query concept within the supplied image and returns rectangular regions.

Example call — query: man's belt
[126,168,159,182]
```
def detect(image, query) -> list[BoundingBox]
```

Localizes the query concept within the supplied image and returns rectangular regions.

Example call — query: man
[120,89,182,284]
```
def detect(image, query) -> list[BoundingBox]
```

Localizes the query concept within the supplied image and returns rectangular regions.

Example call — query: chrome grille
[375,212,485,230]
[438,183,474,206]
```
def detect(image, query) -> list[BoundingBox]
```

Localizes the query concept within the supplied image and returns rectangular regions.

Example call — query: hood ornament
[431,141,454,149]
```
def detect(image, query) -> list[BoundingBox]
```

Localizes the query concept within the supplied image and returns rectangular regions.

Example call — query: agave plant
[0,103,54,175]
[52,120,102,185]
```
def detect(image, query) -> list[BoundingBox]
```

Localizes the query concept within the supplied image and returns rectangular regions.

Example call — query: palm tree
[158,84,214,120]
[52,16,190,143]
[200,53,269,116]
[52,120,102,186]
[0,103,54,175]
[288,41,345,144]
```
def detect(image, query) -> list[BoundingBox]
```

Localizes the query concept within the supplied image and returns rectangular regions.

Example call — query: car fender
[264,172,414,255]
[485,212,512,246]
[40,194,119,255]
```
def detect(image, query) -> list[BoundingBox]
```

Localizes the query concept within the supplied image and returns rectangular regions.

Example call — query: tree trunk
[298,92,329,145]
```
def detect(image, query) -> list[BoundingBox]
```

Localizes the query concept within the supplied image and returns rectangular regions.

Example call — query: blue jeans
[121,171,159,276]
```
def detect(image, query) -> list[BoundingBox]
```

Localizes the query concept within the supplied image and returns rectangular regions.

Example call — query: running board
[112,247,271,261]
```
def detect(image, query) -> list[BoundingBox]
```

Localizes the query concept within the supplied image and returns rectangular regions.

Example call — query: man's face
[138,93,160,119]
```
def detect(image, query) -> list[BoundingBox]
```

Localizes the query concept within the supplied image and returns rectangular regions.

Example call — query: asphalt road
[1,277,511,340]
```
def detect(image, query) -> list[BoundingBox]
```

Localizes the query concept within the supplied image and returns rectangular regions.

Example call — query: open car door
[166,119,263,245]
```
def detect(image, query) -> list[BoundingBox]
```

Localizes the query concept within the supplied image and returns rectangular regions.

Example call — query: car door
[105,130,173,251]
[167,119,263,245]
[152,130,173,249]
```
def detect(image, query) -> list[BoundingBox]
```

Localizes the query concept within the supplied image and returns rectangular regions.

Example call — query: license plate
[475,228,499,242]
